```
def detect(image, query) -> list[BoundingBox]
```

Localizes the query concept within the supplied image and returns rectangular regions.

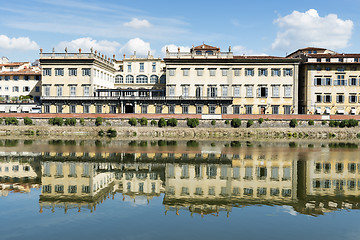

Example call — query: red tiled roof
[233,55,286,59]
[0,69,40,76]
[0,62,29,67]
[193,44,220,51]
[308,53,360,58]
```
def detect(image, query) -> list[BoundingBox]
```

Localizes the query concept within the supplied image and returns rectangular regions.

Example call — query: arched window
[150,75,158,84]
[115,75,123,84]
[136,75,148,84]
[125,75,134,83]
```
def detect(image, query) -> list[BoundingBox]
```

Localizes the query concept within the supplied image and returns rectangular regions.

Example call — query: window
[70,105,76,113]
[222,86,228,96]
[270,188,279,196]
[96,105,102,113]
[70,86,76,96]
[209,69,216,76]
[150,75,158,84]
[127,63,132,72]
[334,75,347,86]
[233,86,240,97]
[83,86,90,96]
[43,185,52,193]
[272,85,279,97]
[4,76,9,81]
[323,95,332,103]
[43,68,51,76]
[339,58,344,62]
[283,69,293,76]
[55,68,64,76]
[57,105,62,113]
[258,68,268,76]
[5,86,8,91]
[207,87,217,98]
[68,185,77,194]
[152,62,156,72]
[169,69,175,76]
[245,105,253,114]
[209,105,216,114]
[337,67,345,72]
[82,68,91,76]
[182,86,189,97]
[246,86,253,97]
[284,105,291,114]
[35,86,40,92]
[155,105,162,114]
[349,78,357,86]
[272,105,279,114]
[182,105,188,114]
[24,76,30,81]
[44,105,50,113]
[257,86,268,98]
[233,105,240,114]
[55,185,64,193]
[83,105,90,113]
[141,105,147,114]
[56,86,63,96]
[195,86,202,98]
[284,86,292,97]
[69,68,77,76]
[234,68,240,76]
[182,69,189,76]
[196,105,202,114]
[336,95,344,103]
[221,106,228,114]
[115,75,123,83]
[168,105,175,114]
[316,94,322,103]
[125,75,134,83]
[271,68,281,76]
[23,86,30,92]
[314,78,322,86]
[197,68,204,76]
[139,63,144,72]
[12,86,19,92]
[136,75,148,83]
[349,95,357,103]
[13,75,19,81]
[222,69,228,76]
[245,68,254,76]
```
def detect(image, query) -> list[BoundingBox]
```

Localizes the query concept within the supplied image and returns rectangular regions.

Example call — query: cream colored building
[40,48,116,113]
[288,47,360,115]
[164,44,300,115]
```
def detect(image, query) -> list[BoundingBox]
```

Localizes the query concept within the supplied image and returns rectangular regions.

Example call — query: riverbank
[0,125,359,140]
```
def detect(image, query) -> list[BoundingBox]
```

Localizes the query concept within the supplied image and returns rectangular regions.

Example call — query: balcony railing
[40,53,114,66]
[166,52,233,59]
[41,96,233,101]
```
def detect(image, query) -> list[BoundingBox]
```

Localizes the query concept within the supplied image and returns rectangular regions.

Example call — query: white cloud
[56,37,120,54]
[123,18,151,29]
[280,206,298,216]
[119,38,154,56]
[272,9,353,51]
[232,45,267,56]
[161,44,191,55]
[0,35,39,50]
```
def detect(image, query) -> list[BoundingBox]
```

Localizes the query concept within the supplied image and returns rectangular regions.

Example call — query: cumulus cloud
[119,38,154,56]
[161,44,191,55]
[123,18,151,29]
[232,45,267,56]
[272,9,353,51]
[0,35,39,50]
[56,37,120,54]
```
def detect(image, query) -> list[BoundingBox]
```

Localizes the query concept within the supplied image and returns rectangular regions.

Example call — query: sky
[0,0,360,62]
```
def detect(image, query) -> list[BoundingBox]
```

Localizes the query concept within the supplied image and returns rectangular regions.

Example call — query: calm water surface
[0,139,360,240]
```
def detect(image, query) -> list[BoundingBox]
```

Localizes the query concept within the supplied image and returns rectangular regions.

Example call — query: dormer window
[196,51,202,55]
[206,51,213,55]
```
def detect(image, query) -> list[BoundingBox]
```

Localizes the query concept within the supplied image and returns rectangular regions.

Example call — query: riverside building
[288,47,360,115]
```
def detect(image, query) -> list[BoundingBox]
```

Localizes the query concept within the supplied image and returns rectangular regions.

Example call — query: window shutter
[321,78,325,86]
[265,88,268,97]
[323,96,326,102]
[345,80,348,86]
[215,87,218,97]
[271,70,274,76]
[207,88,210,97]
[349,96,351,103]
[336,95,339,103]
[333,80,337,86]
[257,88,260,97]
[245,70,248,76]
[314,79,317,86]
[330,96,332,102]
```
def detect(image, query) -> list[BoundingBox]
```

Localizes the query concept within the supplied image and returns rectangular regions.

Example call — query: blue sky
[1,0,359,62]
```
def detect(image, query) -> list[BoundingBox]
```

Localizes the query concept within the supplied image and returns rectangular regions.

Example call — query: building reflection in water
[0,140,360,216]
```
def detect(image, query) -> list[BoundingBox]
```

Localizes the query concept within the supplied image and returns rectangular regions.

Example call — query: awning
[0,106,5,112]
[337,109,344,114]
[10,106,17,112]
[316,108,321,114]
[351,108,357,114]
[325,108,331,114]
[22,106,30,112]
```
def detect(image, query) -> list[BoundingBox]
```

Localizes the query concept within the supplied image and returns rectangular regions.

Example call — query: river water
[0,139,359,240]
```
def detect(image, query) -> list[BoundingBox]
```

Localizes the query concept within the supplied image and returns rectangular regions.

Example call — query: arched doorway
[125,103,134,113]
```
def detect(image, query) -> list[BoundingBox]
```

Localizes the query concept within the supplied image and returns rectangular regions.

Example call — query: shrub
[258,118,264,124]
[5,117,18,125]
[98,130,105,137]
[339,120,348,128]
[138,117,148,126]
[23,117,33,125]
[95,117,103,126]
[187,118,199,128]
[211,142,216,147]
[48,117,63,126]
[357,133,360,139]
[247,120,254,128]
[231,119,241,128]
[64,118,76,126]
[230,141,241,147]
[187,140,199,147]
[321,120,327,126]
[225,120,230,125]
[211,120,216,126]
[150,120,157,126]
[128,118,137,126]
[107,129,117,138]
[167,118,178,127]
[329,120,336,127]
[79,118,85,126]
[158,118,167,128]
[348,119,359,127]
[308,120,314,126]
[289,119,298,128]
